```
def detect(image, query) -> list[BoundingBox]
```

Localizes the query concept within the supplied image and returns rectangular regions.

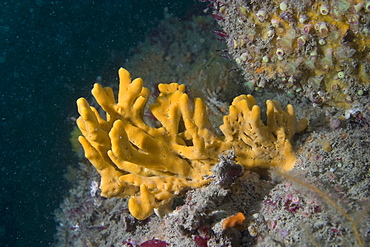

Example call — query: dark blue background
[0,1,205,246]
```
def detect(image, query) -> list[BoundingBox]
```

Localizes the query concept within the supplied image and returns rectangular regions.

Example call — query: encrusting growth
[222,212,246,230]
[76,68,308,220]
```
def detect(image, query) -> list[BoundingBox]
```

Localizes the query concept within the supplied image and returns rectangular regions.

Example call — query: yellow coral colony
[76,68,308,220]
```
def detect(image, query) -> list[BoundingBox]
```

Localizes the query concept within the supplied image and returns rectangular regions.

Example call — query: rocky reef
[209,0,370,108]
[54,9,370,247]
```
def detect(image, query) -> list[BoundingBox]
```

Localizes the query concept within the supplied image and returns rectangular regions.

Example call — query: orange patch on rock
[222,212,246,230]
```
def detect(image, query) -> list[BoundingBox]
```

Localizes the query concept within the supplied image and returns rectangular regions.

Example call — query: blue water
[0,1,204,246]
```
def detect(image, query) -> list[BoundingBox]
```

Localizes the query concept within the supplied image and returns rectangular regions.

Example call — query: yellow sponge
[76,68,307,220]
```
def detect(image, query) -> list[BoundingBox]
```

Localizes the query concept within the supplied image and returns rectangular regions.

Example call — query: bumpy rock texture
[209,0,370,108]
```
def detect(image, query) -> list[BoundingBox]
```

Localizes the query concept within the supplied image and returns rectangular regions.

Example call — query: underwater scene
[1,0,369,246]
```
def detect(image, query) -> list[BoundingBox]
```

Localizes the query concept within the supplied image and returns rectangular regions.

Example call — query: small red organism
[140,238,169,247]
[330,228,342,236]
[284,194,301,213]
[212,30,229,38]
[194,235,209,247]
[122,239,135,247]
[263,198,277,206]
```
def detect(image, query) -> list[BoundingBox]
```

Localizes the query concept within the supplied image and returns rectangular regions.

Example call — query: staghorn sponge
[76,68,307,220]
[220,95,308,171]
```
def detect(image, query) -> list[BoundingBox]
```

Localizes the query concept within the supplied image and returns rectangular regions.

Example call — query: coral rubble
[76,67,307,220]
[209,0,370,107]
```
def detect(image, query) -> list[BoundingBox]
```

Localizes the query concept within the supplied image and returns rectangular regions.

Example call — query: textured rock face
[210,0,370,108]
